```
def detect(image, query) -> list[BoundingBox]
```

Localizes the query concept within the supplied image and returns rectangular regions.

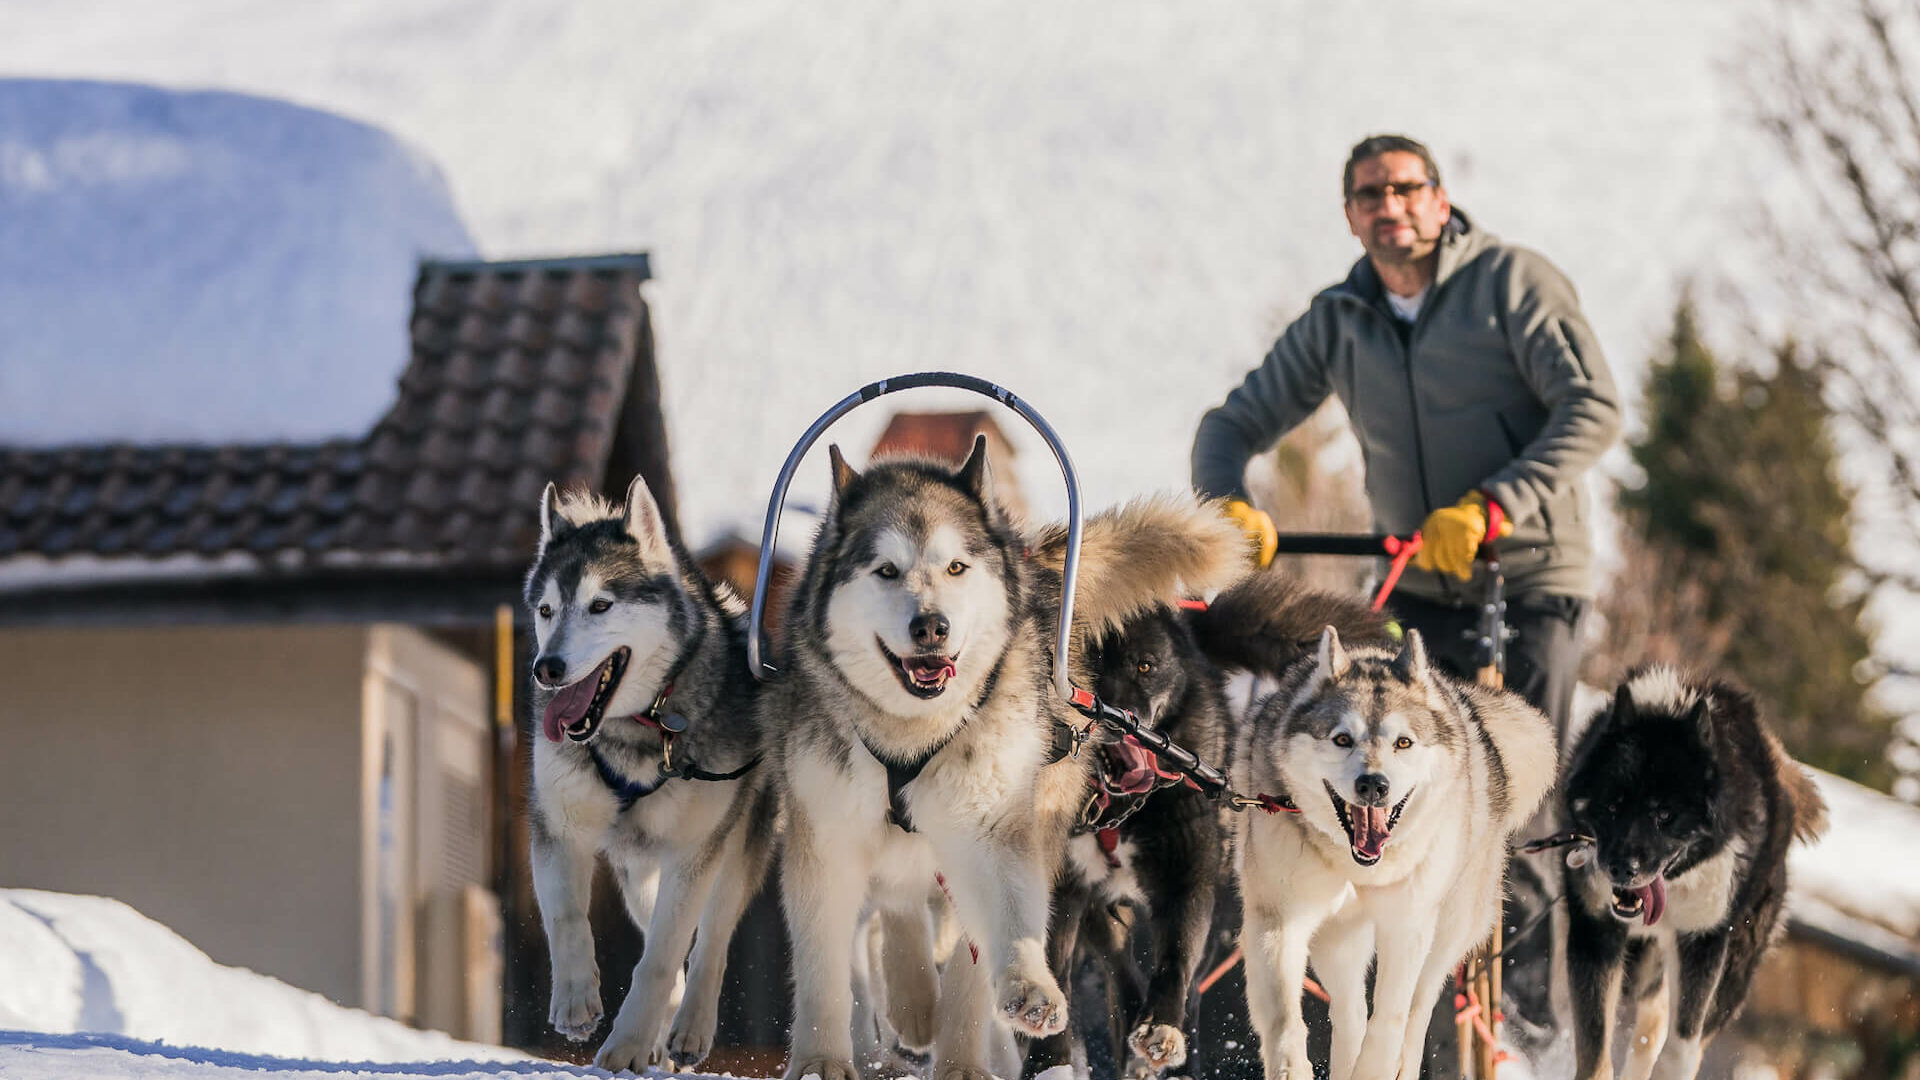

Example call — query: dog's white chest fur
[1068,831,1145,906]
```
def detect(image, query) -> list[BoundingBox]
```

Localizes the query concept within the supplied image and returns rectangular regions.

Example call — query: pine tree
[1607,298,1889,787]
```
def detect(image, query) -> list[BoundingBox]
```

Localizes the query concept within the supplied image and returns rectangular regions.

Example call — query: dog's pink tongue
[1636,877,1668,927]
[1106,736,1162,794]
[541,670,602,743]
[1353,805,1391,859]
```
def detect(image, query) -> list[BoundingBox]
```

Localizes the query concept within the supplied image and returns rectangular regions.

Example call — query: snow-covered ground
[0,0,1751,543]
[0,890,522,1067]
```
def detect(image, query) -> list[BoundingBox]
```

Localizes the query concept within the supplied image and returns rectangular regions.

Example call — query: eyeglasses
[1347,180,1435,211]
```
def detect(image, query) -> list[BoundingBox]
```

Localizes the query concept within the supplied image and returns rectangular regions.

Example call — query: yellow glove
[1222,499,1278,568]
[1412,492,1513,581]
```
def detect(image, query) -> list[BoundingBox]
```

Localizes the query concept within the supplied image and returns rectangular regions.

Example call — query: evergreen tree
[1610,298,1888,787]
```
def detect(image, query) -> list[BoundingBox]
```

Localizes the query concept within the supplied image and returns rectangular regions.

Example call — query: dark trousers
[1388,590,1588,742]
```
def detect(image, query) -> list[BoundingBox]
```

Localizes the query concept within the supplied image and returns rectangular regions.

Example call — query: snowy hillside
[0,890,520,1066]
[0,1,1751,544]
[0,79,473,447]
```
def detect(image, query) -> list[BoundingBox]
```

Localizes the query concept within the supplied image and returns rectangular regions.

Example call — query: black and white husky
[1561,668,1827,1080]
[524,477,778,1072]
[765,436,1246,1080]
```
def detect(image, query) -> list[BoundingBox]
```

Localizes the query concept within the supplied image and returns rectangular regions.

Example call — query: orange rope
[1195,946,1327,1003]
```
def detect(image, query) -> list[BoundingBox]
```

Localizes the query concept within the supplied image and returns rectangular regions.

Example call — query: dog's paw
[547,965,603,1041]
[933,1064,995,1080]
[665,996,718,1069]
[592,1030,667,1075]
[786,1056,860,1080]
[1127,1022,1188,1073]
[997,966,1068,1038]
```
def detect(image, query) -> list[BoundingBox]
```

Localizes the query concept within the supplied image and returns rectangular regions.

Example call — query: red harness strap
[1372,533,1423,611]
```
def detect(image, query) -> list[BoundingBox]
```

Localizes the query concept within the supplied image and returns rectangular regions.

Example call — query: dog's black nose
[910,612,950,648]
[1354,772,1391,806]
[533,656,567,685]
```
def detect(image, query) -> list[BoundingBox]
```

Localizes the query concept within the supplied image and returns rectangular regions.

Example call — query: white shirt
[1386,286,1428,323]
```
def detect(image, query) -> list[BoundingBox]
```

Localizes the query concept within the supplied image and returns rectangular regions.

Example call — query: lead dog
[767,436,1245,1080]
[525,477,778,1072]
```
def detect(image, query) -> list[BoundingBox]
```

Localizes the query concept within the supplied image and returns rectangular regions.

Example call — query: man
[1192,133,1619,741]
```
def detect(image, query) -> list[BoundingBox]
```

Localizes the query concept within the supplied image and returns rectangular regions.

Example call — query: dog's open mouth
[1610,876,1668,927]
[541,647,631,743]
[877,637,956,700]
[1326,781,1411,866]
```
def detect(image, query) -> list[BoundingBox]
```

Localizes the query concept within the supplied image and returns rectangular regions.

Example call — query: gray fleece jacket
[1192,210,1621,602]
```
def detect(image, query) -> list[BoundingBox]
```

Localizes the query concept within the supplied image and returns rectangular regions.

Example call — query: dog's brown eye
[1333,733,1354,748]
[537,604,553,619]
[948,560,968,576]
[1395,736,1413,750]
[1137,660,1154,674]
[876,564,899,579]
[589,599,612,614]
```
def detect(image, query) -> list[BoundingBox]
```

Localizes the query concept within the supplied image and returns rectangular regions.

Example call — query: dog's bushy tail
[1188,572,1393,679]
[1770,731,1830,844]
[1031,494,1246,638]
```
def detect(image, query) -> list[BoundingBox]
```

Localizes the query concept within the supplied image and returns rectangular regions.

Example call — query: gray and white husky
[525,476,778,1072]
[766,436,1245,1080]
[1233,627,1556,1080]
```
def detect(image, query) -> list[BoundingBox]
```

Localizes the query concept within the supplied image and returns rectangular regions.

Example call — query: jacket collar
[1336,208,1488,306]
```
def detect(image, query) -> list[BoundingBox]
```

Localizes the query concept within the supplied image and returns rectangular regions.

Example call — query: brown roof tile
[2,254,660,577]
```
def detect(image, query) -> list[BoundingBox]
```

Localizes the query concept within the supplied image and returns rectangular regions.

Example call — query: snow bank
[0,1030,594,1080]
[1788,770,1920,960]
[0,891,520,1065]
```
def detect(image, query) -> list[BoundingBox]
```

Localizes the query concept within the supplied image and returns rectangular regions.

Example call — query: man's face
[1344,151,1451,267]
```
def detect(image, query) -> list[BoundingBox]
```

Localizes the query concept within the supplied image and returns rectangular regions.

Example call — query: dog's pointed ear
[956,433,994,502]
[1687,696,1712,742]
[1393,629,1429,684]
[539,482,569,548]
[828,444,861,497]
[1611,683,1636,728]
[1316,625,1350,681]
[622,473,671,560]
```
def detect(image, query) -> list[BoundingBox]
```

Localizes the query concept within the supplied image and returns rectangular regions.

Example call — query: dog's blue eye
[589,599,612,614]
[876,564,899,579]
[1333,733,1354,748]
[537,604,552,619]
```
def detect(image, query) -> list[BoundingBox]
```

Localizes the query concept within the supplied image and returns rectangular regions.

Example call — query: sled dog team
[524,441,1826,1080]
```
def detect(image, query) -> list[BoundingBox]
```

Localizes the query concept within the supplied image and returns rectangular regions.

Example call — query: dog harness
[583,624,762,813]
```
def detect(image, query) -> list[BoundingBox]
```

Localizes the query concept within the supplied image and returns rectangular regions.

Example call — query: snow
[0,890,521,1066]
[0,1032,594,1080]
[1788,770,1920,951]
[0,79,474,447]
[0,1,1751,546]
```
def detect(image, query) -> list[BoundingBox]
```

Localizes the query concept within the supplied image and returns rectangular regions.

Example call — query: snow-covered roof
[1788,770,1920,975]
[0,79,474,448]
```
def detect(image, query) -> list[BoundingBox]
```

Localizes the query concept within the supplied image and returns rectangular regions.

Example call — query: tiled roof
[0,253,660,577]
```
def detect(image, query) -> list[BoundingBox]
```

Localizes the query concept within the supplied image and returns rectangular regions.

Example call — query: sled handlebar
[748,372,1085,704]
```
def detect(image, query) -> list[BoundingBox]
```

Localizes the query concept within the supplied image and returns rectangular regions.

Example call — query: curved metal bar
[748,372,1084,703]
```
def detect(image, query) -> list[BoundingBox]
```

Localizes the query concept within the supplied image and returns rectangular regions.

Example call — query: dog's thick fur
[1028,574,1393,1080]
[766,436,1246,1080]
[1561,669,1827,1080]
[1234,625,1556,1080]
[524,477,778,1072]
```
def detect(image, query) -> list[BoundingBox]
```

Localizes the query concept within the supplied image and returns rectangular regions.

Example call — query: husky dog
[525,477,778,1072]
[767,436,1246,1080]
[1560,669,1827,1080]
[1234,627,1555,1080]
[1030,574,1392,1080]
